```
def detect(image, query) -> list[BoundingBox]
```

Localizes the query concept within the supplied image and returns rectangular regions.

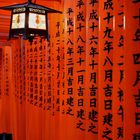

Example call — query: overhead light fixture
[0,0,62,42]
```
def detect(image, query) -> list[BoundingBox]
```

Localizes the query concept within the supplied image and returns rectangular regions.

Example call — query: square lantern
[10,6,48,39]
[0,0,62,41]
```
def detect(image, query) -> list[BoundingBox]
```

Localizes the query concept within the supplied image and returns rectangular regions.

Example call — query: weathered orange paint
[0,1,139,140]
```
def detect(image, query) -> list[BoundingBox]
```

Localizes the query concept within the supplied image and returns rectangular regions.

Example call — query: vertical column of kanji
[50,16,57,140]
[98,0,114,139]
[17,40,25,140]
[18,43,21,104]
[64,1,75,140]
[25,41,32,104]
[7,46,12,133]
[37,38,44,109]
[13,41,22,140]
[22,49,26,108]
[59,15,65,140]
[0,48,4,133]
[74,0,86,139]
[25,40,30,140]
[29,38,42,140]
[43,40,49,112]
[14,40,23,140]
[46,13,55,140]
[26,40,35,140]
[11,41,18,140]
[113,0,124,139]
[49,37,53,139]
[54,20,61,140]
[7,45,15,134]
[23,41,26,140]
[16,39,26,139]
[33,39,39,107]
[124,0,140,139]
[36,37,44,140]
[42,39,48,111]
[17,42,21,106]
[39,38,47,139]
[2,46,6,132]
[41,38,48,140]
[13,43,18,102]
[56,15,64,140]
[44,39,51,140]
[27,40,33,104]
[51,23,55,120]
[85,0,99,139]
[1,46,11,133]
[20,39,26,140]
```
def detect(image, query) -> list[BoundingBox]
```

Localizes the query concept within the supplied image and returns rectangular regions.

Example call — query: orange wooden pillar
[85,0,99,139]
[25,38,44,140]
[0,47,2,133]
[73,0,86,140]
[0,47,3,133]
[11,40,19,140]
[98,0,114,139]
[44,40,52,140]
[63,1,76,140]
[113,0,124,139]
[11,39,26,140]
[124,0,140,139]
[53,15,62,140]
[41,38,48,140]
[49,13,57,140]
[3,46,13,133]
[25,40,30,140]
[58,10,65,140]
[0,46,13,134]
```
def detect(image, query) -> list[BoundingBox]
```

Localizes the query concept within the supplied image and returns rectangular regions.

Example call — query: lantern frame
[0,0,62,41]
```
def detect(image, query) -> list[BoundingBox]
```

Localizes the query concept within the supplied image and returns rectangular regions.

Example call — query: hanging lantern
[0,0,62,41]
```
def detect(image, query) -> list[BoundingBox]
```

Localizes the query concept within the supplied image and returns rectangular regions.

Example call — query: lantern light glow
[11,13,25,29]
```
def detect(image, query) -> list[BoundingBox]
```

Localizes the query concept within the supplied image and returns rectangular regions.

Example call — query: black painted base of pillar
[0,133,12,140]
